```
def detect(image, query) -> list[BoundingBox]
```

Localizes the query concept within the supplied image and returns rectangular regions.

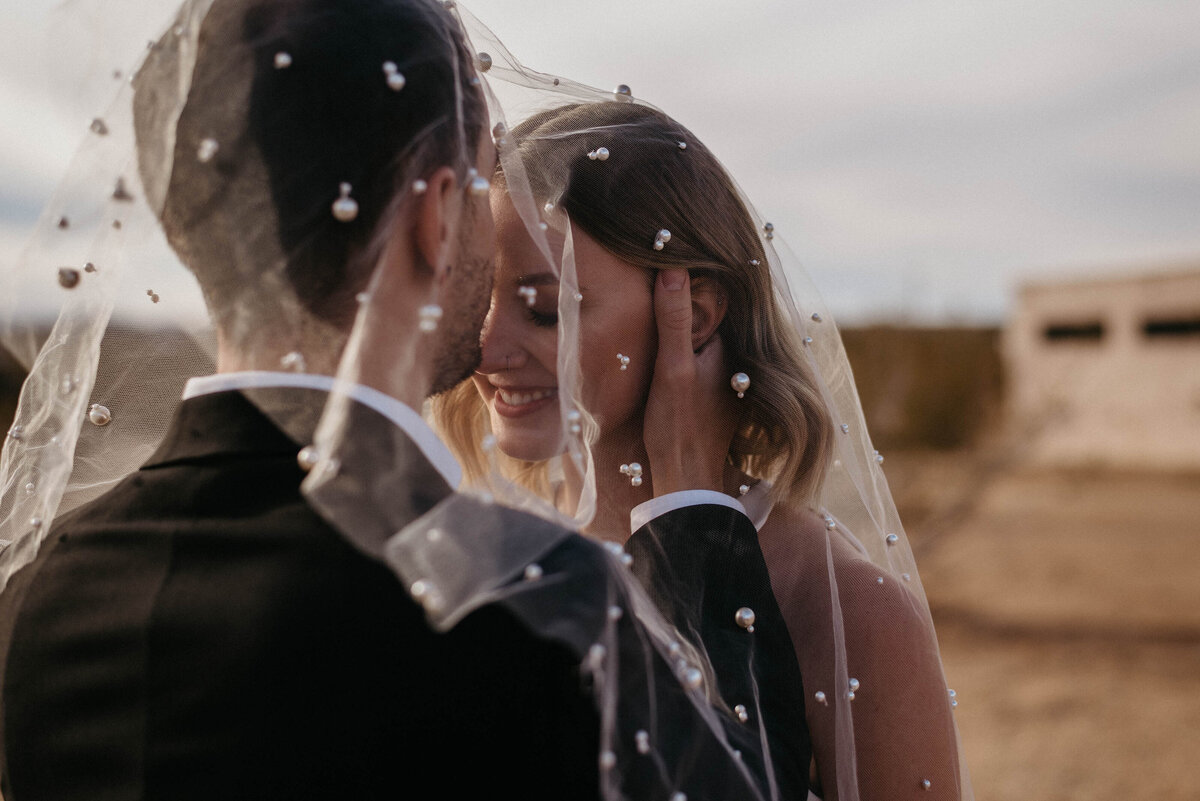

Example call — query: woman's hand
[643,269,740,496]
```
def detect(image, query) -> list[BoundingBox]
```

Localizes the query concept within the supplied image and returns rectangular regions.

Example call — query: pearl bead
[331,182,359,222]
[617,353,630,370]
[738,484,749,496]
[730,372,750,398]
[877,576,884,584]
[90,118,108,135]
[840,423,850,433]
[678,141,687,150]
[197,138,218,163]
[614,84,632,98]
[543,202,554,214]
[589,643,607,664]
[30,517,42,529]
[476,52,492,72]
[468,176,491,196]
[886,533,899,545]
[922,779,932,790]
[88,404,112,427]
[734,606,756,631]
[24,482,35,494]
[599,750,616,770]
[412,179,428,194]
[657,229,671,243]
[849,677,860,692]
[874,450,885,464]
[607,605,623,621]
[671,793,687,801]
[57,268,80,289]
[410,580,443,613]
[523,563,543,581]
[734,704,749,723]
[683,668,703,690]
[635,730,650,753]
[273,51,292,69]
[815,691,827,705]
[481,434,497,451]
[902,573,911,581]
[84,262,96,273]
[297,446,320,472]
[418,304,443,332]
[426,528,443,543]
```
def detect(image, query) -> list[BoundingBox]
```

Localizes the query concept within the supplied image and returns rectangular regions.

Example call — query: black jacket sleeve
[627,504,812,800]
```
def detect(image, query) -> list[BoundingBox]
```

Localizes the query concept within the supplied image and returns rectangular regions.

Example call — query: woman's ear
[689,275,727,351]
[412,165,460,283]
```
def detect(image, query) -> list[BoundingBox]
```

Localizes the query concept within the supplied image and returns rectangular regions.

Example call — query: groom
[0,0,783,799]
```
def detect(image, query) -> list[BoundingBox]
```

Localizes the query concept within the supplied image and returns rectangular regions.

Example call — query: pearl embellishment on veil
[331,182,359,222]
[87,404,112,427]
[273,52,292,69]
[382,61,406,91]
[734,606,756,632]
[619,463,643,487]
[196,138,218,163]
[730,372,750,398]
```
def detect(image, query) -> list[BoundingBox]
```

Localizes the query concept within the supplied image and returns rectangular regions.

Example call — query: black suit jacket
[0,389,774,800]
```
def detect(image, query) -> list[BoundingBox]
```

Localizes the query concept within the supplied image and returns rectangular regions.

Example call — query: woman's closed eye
[515,278,560,327]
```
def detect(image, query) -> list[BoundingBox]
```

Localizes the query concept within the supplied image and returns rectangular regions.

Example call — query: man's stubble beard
[428,251,492,396]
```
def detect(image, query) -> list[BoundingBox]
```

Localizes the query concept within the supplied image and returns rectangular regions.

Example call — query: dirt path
[891,453,1200,800]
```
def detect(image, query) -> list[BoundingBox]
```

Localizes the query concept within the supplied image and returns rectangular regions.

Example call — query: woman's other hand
[643,268,739,496]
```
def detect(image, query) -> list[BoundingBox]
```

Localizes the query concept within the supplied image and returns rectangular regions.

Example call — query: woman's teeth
[498,388,555,406]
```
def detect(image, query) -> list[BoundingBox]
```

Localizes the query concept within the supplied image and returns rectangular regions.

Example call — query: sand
[890,452,1200,801]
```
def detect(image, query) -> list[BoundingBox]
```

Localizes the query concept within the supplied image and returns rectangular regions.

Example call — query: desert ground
[890,450,1200,801]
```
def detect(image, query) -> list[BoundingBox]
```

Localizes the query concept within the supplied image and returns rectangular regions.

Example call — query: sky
[3,0,1199,324]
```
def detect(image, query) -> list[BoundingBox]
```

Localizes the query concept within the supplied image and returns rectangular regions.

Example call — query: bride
[435,98,970,800]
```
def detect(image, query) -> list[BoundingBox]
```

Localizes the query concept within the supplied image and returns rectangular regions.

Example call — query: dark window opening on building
[1043,322,1104,342]
[1143,316,1200,339]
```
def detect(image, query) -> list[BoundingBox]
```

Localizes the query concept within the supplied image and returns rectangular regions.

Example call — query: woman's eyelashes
[527,306,558,327]
[515,282,559,327]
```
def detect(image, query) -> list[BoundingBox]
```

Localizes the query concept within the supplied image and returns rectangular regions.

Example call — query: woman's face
[472,192,656,461]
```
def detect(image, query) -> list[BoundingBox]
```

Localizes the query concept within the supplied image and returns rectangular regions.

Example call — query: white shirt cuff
[629,490,748,535]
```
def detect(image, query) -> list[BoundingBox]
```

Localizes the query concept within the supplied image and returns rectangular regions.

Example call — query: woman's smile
[491,384,558,417]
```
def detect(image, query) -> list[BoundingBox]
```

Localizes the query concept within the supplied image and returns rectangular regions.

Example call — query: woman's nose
[476,298,527,375]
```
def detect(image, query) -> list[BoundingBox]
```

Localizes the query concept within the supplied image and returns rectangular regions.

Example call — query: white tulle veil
[0,0,971,798]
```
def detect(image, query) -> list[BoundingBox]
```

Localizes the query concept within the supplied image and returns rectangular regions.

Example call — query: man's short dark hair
[135,0,487,330]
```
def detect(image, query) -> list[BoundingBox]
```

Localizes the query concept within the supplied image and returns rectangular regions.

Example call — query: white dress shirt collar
[182,371,462,490]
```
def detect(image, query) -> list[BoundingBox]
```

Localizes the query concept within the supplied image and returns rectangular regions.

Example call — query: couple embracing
[0,0,969,799]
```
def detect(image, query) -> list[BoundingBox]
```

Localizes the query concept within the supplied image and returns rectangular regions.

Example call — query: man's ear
[412,166,460,282]
[689,275,727,351]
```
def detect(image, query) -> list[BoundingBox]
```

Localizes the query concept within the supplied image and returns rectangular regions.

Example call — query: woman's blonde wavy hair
[433,101,832,511]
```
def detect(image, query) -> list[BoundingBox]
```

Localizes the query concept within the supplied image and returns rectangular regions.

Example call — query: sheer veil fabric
[0,0,971,798]
[437,6,975,800]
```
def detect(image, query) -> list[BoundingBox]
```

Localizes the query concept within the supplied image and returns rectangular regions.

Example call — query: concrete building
[1005,266,1200,470]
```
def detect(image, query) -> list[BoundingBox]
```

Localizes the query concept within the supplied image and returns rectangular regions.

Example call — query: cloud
[5,0,1200,323]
